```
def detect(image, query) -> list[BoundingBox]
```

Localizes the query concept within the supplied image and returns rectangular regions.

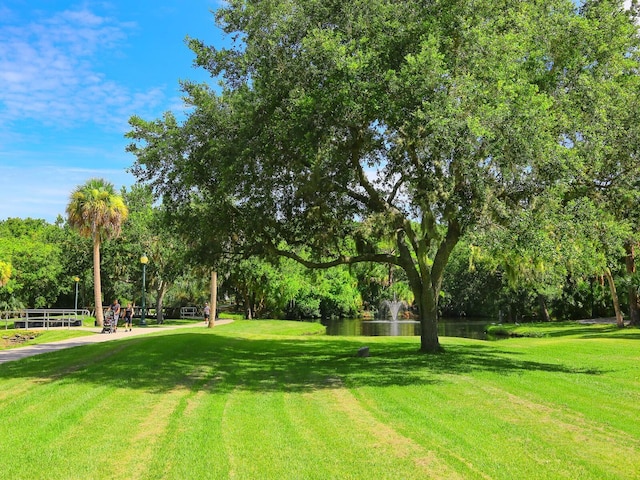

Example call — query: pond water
[320,317,490,340]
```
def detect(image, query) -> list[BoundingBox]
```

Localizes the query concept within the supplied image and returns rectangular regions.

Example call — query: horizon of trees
[0,191,636,325]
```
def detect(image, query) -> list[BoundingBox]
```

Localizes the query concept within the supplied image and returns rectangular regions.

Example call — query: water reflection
[321,318,489,340]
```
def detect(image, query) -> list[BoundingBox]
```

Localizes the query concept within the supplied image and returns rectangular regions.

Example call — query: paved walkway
[0,319,233,365]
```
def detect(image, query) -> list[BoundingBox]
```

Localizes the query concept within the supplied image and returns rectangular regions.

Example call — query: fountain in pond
[372,296,415,336]
[378,296,407,322]
[383,296,405,322]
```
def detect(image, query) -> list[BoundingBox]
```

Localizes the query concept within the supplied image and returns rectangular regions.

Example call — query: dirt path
[0,319,233,365]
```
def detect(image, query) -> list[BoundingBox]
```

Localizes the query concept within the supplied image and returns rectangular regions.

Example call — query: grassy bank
[0,320,638,479]
[0,328,95,349]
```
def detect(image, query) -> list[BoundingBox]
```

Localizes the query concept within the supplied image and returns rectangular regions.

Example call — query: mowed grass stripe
[155,391,229,479]
[0,331,218,480]
[312,386,465,479]
[352,382,526,479]
[142,365,229,480]
[106,331,227,479]
[1,384,114,480]
[350,342,640,480]
[221,389,307,479]
[45,387,149,479]
[1,320,639,479]
[221,385,462,479]
[472,376,640,478]
[504,338,640,435]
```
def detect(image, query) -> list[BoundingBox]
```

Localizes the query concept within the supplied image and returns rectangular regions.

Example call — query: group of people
[108,299,133,332]
[109,300,215,330]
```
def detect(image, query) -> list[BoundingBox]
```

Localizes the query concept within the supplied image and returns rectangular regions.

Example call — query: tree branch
[387,175,405,205]
[349,126,387,212]
[431,218,461,293]
[271,246,402,269]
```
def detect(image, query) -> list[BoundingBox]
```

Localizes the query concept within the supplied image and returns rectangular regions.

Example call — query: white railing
[6,309,90,330]
[1,310,18,330]
[180,306,200,319]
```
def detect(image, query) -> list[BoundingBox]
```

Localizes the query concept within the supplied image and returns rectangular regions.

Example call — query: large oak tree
[128,0,639,352]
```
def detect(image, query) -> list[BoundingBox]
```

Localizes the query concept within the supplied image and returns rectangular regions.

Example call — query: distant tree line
[0,183,638,325]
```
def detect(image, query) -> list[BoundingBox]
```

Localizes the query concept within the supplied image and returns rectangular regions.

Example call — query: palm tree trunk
[208,271,217,328]
[93,238,104,326]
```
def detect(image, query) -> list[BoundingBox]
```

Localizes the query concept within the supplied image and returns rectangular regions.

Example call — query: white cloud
[0,4,201,222]
[0,164,136,223]
[0,7,164,131]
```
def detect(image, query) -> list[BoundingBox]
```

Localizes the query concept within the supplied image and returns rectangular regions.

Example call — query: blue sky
[1,1,634,223]
[0,1,224,223]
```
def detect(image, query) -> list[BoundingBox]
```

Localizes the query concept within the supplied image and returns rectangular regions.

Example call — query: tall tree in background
[66,179,128,326]
[146,214,192,324]
[0,218,66,309]
[128,0,640,352]
[561,0,640,326]
[123,185,195,324]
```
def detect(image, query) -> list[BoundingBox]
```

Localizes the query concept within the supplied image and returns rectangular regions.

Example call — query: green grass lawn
[0,320,638,479]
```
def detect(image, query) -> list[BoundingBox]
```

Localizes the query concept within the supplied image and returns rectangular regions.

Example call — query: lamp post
[73,276,80,311]
[140,255,149,326]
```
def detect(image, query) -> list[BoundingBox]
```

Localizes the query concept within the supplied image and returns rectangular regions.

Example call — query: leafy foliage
[0,218,66,308]
[128,0,640,350]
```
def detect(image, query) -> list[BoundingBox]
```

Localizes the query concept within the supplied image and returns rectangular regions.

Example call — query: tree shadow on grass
[540,325,640,340]
[0,331,606,395]
[595,331,640,339]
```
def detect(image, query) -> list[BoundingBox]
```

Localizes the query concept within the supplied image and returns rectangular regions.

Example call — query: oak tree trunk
[156,281,168,324]
[604,268,624,328]
[625,242,639,327]
[538,295,551,322]
[411,273,442,353]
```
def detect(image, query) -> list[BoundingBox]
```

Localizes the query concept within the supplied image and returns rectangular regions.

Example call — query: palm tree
[66,178,128,326]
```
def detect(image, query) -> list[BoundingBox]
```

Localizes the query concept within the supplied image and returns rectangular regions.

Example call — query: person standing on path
[123,303,133,331]
[204,302,211,325]
[110,299,121,332]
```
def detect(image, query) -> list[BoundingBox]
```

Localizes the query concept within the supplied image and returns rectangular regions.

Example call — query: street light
[140,255,149,326]
[73,276,80,311]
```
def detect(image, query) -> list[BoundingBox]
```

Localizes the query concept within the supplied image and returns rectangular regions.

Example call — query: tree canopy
[128,0,640,352]
[0,218,64,309]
